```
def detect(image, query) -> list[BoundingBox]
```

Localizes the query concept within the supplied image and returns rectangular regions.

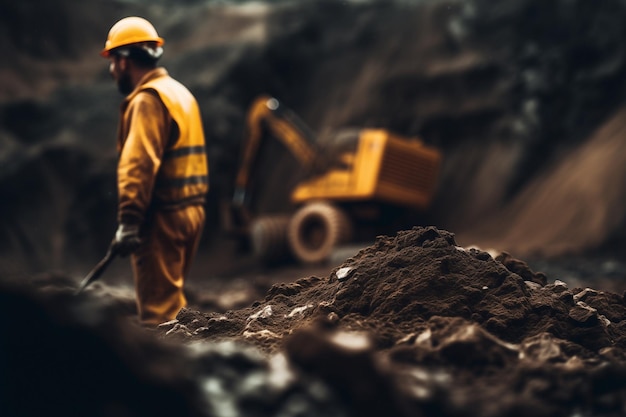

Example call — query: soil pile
[2,226,626,416]
[153,226,626,416]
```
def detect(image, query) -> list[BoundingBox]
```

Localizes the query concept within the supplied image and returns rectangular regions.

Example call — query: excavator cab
[224,95,442,264]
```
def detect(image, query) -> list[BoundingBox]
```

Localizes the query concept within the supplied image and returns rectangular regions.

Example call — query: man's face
[108,56,133,96]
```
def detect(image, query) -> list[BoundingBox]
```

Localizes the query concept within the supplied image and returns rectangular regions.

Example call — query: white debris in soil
[243,329,281,340]
[166,323,193,337]
[329,331,371,351]
[335,267,355,282]
[248,305,273,321]
[267,353,296,390]
[573,287,599,301]
[286,304,313,318]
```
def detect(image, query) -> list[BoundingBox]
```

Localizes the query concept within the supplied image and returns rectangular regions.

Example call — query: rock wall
[1,0,626,272]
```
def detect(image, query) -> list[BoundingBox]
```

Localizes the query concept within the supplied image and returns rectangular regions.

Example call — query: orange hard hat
[100,16,164,57]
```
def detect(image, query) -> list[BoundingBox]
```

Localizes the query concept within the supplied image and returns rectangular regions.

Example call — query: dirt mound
[2,226,626,416]
[167,227,626,351]
[151,226,626,416]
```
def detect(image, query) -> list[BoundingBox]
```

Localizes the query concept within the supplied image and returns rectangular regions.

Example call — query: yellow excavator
[223,95,442,264]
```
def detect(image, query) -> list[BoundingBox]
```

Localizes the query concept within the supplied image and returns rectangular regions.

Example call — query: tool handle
[75,247,118,295]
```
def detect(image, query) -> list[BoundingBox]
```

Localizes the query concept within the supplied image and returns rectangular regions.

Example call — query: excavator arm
[228,95,319,235]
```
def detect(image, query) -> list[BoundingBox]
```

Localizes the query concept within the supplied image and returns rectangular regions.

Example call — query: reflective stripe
[159,153,207,179]
[156,175,209,188]
[153,194,206,209]
[164,145,206,159]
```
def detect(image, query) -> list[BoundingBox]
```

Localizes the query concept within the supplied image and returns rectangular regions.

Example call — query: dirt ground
[2,226,624,417]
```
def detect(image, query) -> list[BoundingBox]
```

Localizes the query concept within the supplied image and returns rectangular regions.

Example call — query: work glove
[111,223,141,257]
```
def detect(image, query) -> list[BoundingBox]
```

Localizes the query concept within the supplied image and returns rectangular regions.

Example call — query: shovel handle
[75,247,118,295]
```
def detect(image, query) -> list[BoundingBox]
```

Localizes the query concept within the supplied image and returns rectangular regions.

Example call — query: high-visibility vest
[120,70,209,207]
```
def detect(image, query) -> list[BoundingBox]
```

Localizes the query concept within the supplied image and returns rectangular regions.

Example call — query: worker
[100,16,209,326]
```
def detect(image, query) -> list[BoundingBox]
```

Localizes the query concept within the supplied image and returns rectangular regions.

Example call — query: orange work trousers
[131,204,205,325]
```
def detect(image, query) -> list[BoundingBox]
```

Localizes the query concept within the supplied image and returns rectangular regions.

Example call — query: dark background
[1,0,625,275]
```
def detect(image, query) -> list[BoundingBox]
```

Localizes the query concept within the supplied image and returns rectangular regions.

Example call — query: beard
[117,72,134,96]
